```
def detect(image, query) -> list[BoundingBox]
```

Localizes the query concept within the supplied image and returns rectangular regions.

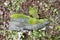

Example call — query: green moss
[28,18,38,24]
[44,18,48,21]
[28,18,48,24]
[29,7,38,15]
[29,6,38,18]
[57,26,60,30]
[11,14,31,18]
[11,13,48,24]
[39,19,48,23]
[39,19,45,23]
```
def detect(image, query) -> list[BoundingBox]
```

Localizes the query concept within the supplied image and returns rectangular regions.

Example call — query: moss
[57,26,60,30]
[11,14,48,24]
[39,19,48,23]
[29,6,38,18]
[28,18,38,24]
[11,14,31,18]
